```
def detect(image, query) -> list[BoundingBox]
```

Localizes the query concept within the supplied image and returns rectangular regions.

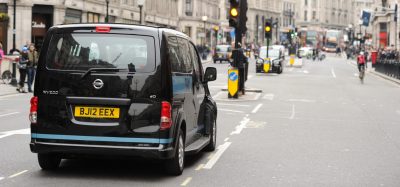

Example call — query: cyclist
[357,51,366,73]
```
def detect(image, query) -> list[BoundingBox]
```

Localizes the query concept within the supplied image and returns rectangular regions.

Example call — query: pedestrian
[27,44,38,92]
[17,47,29,93]
[0,43,4,67]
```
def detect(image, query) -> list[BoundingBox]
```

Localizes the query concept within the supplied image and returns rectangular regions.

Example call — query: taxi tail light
[95,26,111,33]
[30,96,38,124]
[160,101,172,130]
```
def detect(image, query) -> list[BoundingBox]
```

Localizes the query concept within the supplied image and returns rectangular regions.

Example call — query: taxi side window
[188,42,202,82]
[168,36,183,73]
[177,38,193,73]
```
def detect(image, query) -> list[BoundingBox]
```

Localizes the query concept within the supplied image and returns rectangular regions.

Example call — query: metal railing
[374,57,400,79]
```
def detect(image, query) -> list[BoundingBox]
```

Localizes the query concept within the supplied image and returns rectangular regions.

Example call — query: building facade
[296,0,354,30]
[247,0,282,46]
[177,0,220,47]
[281,0,296,43]
[371,0,399,49]
[2,0,179,52]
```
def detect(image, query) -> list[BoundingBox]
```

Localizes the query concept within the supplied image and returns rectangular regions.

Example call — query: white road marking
[195,164,204,171]
[0,94,24,99]
[219,108,244,113]
[263,93,274,100]
[0,128,30,139]
[248,75,254,79]
[287,99,316,103]
[251,104,263,114]
[0,112,20,118]
[231,117,250,135]
[203,142,232,169]
[254,93,262,100]
[209,86,226,88]
[0,177,4,181]
[331,68,336,78]
[303,70,309,74]
[396,110,400,115]
[289,104,295,119]
[224,138,229,142]
[181,177,192,186]
[289,67,294,72]
[217,103,250,107]
[8,170,28,178]
[207,153,215,159]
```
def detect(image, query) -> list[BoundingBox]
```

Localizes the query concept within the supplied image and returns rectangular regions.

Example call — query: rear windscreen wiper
[80,68,122,80]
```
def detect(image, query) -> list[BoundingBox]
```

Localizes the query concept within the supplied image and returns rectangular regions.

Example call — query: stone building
[247,0,282,46]
[296,0,354,30]
[1,0,179,52]
[177,0,220,47]
[371,0,399,49]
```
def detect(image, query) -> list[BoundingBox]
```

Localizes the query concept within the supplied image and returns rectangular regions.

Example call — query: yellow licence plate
[74,106,120,118]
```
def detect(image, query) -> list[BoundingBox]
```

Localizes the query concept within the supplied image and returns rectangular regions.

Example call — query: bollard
[263,58,270,73]
[228,68,239,98]
[290,54,295,66]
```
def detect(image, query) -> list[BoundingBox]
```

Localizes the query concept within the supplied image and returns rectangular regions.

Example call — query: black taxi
[29,24,218,175]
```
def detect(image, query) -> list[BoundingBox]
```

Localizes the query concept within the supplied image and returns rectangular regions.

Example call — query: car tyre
[204,119,217,152]
[277,65,283,74]
[38,153,61,170]
[165,129,184,176]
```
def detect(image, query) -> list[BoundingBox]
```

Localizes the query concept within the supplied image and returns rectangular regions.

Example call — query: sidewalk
[0,83,20,96]
[347,60,400,85]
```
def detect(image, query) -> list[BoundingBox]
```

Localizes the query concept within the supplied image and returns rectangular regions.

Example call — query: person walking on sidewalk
[27,44,38,92]
[17,47,29,93]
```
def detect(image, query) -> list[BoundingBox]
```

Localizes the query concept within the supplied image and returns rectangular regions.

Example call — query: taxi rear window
[46,33,155,72]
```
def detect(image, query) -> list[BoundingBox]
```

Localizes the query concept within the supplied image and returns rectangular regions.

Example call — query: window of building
[305,0,308,6]
[87,12,100,23]
[304,11,308,21]
[312,11,316,20]
[65,8,82,24]
[184,26,192,37]
[185,0,193,16]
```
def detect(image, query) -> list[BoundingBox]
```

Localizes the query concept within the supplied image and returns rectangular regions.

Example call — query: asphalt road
[1,55,400,186]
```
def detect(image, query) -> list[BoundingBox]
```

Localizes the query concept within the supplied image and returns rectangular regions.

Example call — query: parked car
[213,45,232,63]
[29,24,218,176]
[255,46,283,74]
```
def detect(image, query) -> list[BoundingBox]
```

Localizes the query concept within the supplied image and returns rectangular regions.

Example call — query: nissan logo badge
[93,79,104,89]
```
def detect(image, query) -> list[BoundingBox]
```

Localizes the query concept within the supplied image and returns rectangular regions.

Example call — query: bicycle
[359,65,365,84]
[0,57,15,84]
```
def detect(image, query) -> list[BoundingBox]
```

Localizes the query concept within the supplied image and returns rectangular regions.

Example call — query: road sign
[228,68,239,98]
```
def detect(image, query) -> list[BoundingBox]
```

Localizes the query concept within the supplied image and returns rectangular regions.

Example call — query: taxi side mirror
[204,67,217,82]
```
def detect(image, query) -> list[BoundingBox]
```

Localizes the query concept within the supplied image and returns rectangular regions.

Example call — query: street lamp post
[105,0,109,23]
[137,0,145,25]
[275,17,279,44]
[201,16,208,60]
[10,0,17,85]
[202,16,208,47]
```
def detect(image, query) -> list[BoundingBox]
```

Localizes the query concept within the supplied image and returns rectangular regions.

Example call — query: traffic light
[239,0,248,33]
[229,0,239,28]
[265,19,272,39]
[287,29,292,42]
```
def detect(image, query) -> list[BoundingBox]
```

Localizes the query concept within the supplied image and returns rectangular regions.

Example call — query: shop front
[32,5,53,52]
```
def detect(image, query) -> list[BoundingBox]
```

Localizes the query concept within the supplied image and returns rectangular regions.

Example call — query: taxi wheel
[38,153,61,170]
[204,119,216,152]
[165,129,184,176]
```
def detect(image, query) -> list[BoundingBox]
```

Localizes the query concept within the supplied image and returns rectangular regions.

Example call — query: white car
[298,47,313,58]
